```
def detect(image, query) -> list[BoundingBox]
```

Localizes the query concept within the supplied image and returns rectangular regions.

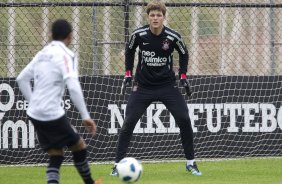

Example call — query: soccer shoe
[110,165,118,176]
[186,162,202,176]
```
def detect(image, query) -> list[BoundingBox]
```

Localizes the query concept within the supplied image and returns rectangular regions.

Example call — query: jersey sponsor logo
[141,50,167,66]
[142,51,156,57]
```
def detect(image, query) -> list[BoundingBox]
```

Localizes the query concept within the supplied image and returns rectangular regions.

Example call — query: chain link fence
[1,0,282,77]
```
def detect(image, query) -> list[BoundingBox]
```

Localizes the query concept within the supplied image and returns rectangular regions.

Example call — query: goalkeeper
[111,0,202,176]
[16,19,100,184]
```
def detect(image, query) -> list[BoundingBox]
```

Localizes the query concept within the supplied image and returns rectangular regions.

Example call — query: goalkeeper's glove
[123,70,132,86]
[120,70,132,95]
[180,73,193,97]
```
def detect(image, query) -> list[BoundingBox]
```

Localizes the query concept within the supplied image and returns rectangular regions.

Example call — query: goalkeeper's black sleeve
[125,33,138,72]
[175,36,189,75]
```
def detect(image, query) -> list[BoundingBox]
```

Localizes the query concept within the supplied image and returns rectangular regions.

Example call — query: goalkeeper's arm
[121,33,138,95]
[175,35,192,96]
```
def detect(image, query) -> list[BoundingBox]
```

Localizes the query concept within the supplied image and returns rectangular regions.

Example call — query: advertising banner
[0,76,282,164]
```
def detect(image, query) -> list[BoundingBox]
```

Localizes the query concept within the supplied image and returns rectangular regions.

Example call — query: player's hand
[82,118,97,136]
[121,70,132,95]
[180,74,193,97]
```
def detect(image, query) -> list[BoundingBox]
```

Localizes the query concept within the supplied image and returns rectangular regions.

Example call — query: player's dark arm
[125,33,138,73]
[177,48,188,75]
[121,33,138,94]
[175,37,192,96]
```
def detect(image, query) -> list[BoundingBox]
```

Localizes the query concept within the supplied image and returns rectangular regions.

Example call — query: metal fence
[1,0,282,77]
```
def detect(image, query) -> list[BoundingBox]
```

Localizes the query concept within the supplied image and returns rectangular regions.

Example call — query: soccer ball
[116,157,143,183]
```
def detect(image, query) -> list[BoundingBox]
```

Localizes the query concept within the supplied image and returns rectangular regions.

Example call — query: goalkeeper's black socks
[73,149,94,184]
[46,155,64,184]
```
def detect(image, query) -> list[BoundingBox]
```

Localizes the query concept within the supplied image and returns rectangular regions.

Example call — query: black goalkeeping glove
[180,73,193,97]
[120,70,132,95]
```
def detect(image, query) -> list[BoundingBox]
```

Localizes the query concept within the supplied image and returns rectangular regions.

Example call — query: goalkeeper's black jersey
[125,25,188,88]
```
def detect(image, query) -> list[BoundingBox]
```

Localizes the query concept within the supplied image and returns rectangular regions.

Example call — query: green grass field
[0,158,281,184]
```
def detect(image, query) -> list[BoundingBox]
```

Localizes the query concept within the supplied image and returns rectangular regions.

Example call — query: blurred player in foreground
[111,0,202,176]
[16,19,101,184]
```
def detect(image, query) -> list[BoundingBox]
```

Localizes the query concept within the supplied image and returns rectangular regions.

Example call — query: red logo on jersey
[162,39,170,50]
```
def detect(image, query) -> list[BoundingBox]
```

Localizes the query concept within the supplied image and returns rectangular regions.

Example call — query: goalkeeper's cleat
[110,165,118,176]
[186,162,202,176]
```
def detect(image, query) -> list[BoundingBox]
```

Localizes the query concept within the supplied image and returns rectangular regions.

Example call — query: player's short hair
[51,19,73,40]
[146,0,166,16]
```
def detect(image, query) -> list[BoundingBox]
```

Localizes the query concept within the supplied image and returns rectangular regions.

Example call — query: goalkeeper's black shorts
[29,115,80,151]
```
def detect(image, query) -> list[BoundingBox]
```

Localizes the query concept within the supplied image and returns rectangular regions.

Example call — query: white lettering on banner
[206,104,223,133]
[0,115,35,149]
[242,104,259,132]
[107,103,282,134]
[16,100,29,110]
[277,107,282,130]
[61,99,71,109]
[0,83,15,111]
[144,104,167,133]
[64,99,71,109]
[260,104,277,132]
[225,104,241,132]
[28,120,35,148]
[0,112,5,148]
[108,104,180,134]
[108,104,126,134]
[16,99,71,110]
[188,104,202,132]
